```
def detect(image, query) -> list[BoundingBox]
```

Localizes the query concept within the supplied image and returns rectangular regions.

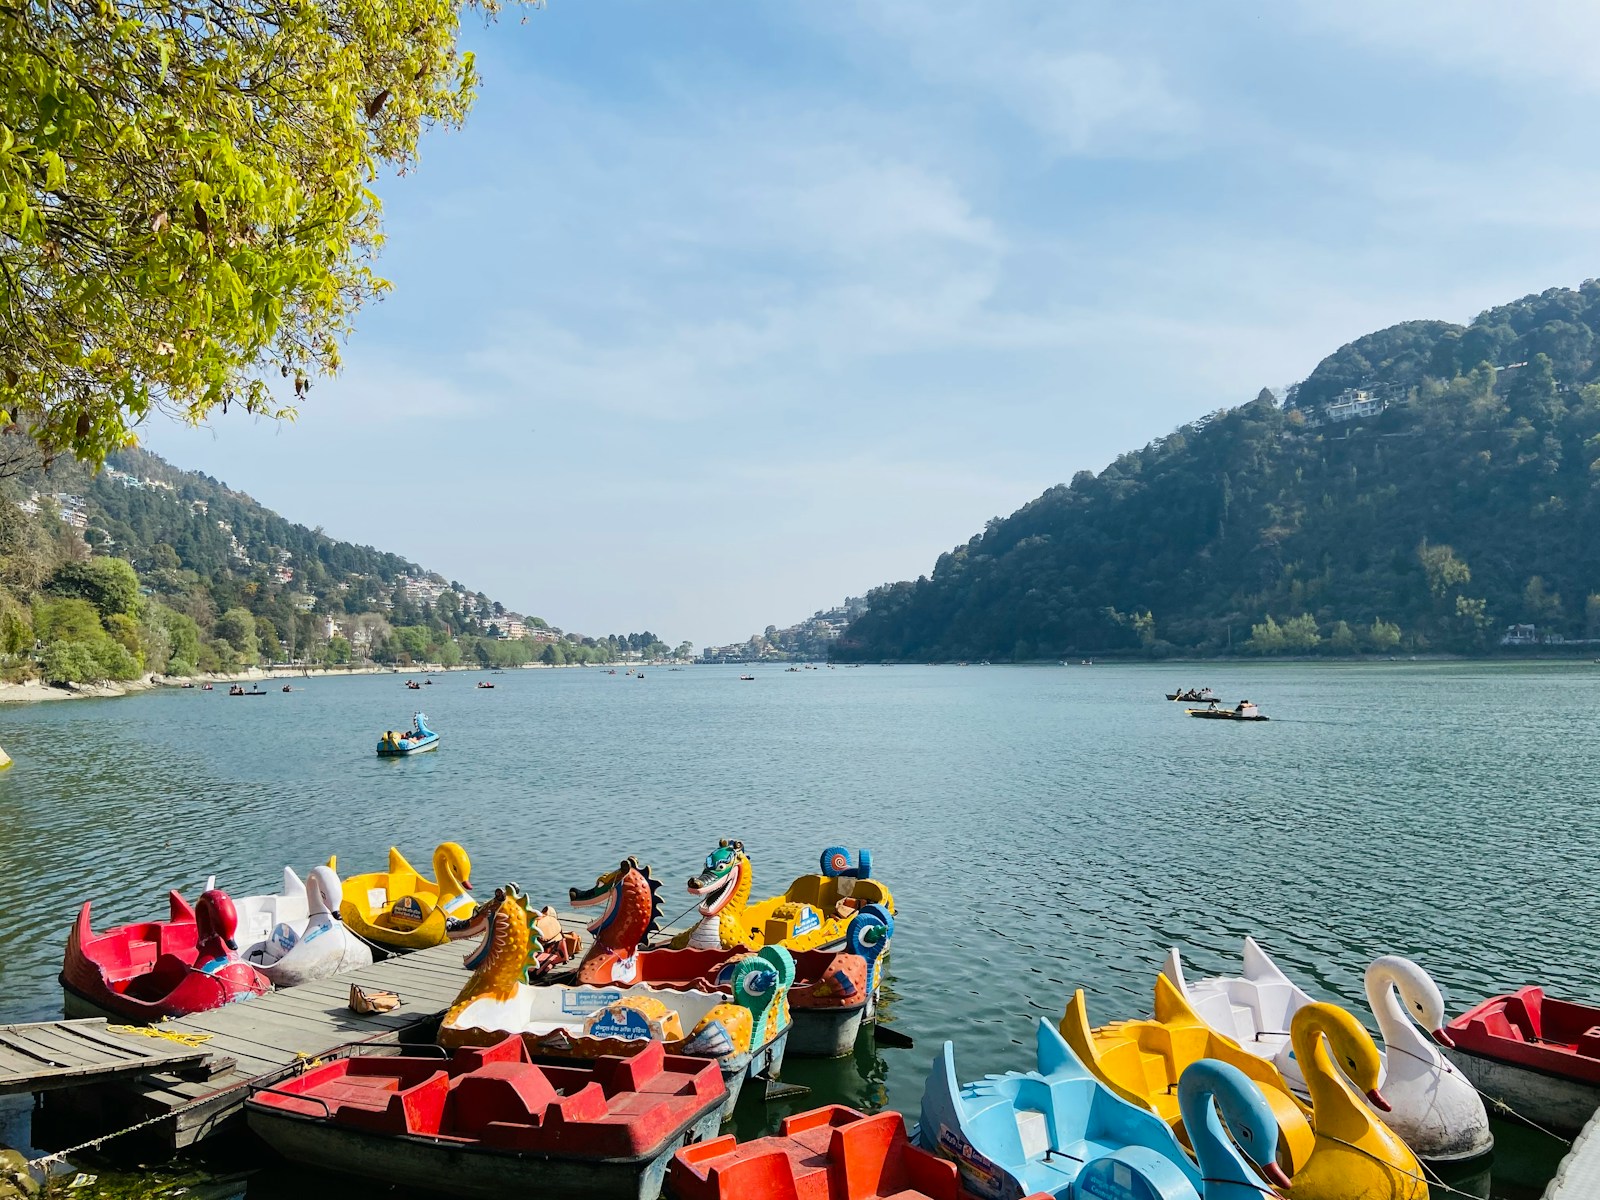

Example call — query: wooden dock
[0,1019,217,1095]
[33,911,592,1154]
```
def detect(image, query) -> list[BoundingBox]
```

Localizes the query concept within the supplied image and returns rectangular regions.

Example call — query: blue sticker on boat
[793,907,820,935]
[587,1006,655,1041]
[566,989,622,1014]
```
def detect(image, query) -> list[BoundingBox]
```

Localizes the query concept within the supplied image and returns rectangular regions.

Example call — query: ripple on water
[0,662,1591,1198]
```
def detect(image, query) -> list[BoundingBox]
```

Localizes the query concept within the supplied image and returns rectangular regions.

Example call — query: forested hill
[835,282,1600,661]
[0,445,673,679]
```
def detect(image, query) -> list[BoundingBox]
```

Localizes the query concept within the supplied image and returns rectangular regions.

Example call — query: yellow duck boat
[1062,975,1425,1199]
[338,843,476,951]
[670,842,894,954]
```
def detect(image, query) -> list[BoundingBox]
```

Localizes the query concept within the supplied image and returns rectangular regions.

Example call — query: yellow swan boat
[671,841,894,954]
[1062,976,1425,1199]
[338,843,476,951]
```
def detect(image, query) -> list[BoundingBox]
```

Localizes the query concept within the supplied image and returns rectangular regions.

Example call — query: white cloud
[832,0,1198,155]
[1290,1,1600,92]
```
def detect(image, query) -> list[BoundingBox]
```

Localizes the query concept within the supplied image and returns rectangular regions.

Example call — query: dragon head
[569,856,663,944]
[687,840,747,917]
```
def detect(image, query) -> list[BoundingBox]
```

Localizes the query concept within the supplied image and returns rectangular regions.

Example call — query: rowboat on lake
[1443,986,1600,1135]
[1186,702,1267,721]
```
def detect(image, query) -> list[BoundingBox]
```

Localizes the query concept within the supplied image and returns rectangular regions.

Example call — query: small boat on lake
[1166,689,1219,702]
[247,1033,727,1200]
[1442,986,1600,1134]
[1165,938,1492,1161]
[281,684,294,692]
[377,712,439,755]
[1187,702,1267,721]
[228,684,269,696]
[738,675,755,681]
[476,681,495,688]
[61,887,270,1021]
[0,744,9,769]
[340,843,476,951]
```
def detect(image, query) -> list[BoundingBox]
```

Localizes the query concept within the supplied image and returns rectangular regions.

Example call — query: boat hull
[787,1003,865,1059]
[376,734,439,756]
[249,1098,723,1200]
[1443,1046,1600,1136]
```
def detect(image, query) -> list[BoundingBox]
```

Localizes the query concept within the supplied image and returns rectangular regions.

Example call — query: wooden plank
[4,1025,146,1064]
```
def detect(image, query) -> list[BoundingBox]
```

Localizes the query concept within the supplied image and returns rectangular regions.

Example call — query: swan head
[1178,1059,1293,1190]
[307,865,344,917]
[196,888,241,950]
[1367,954,1453,1046]
[434,842,473,891]
[1295,1002,1388,1109]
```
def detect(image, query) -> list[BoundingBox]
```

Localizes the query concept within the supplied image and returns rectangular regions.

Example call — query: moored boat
[1443,986,1600,1135]
[568,857,894,1058]
[236,865,374,987]
[1164,939,1492,1161]
[1061,976,1428,1198]
[440,892,795,1115]
[339,843,476,950]
[670,842,895,956]
[377,711,439,755]
[247,1033,727,1200]
[916,1018,1290,1199]
[61,887,270,1021]
[671,1105,1051,1200]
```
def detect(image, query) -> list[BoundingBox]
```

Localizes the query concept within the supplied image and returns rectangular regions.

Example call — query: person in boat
[1236,700,1259,718]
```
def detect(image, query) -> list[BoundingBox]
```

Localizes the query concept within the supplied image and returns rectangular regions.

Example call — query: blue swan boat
[917,1018,1289,1200]
[377,712,439,756]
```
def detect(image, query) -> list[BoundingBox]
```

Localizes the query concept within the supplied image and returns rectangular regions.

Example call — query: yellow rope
[106,1024,214,1048]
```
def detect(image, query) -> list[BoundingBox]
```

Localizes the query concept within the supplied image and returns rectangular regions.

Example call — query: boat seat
[448,1061,612,1141]
[122,954,189,1002]
[327,1069,450,1136]
[1575,1027,1600,1059]
[591,1040,667,1094]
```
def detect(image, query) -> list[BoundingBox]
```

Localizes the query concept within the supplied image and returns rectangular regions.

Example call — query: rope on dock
[105,1025,214,1048]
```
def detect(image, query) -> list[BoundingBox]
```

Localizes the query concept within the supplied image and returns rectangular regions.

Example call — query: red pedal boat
[669,1105,1051,1200]
[1443,985,1600,1134]
[248,1033,727,1200]
[61,888,269,1021]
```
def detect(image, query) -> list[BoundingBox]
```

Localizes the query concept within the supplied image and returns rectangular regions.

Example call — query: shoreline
[0,659,649,708]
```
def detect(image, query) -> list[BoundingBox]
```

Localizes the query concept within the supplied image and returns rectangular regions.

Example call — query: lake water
[0,661,1594,1198]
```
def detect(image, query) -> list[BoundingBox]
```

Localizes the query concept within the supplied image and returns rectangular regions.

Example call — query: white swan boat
[1163,938,1493,1162]
[221,865,374,987]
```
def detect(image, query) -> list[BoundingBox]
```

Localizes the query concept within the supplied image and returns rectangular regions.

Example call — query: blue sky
[143,1,1600,648]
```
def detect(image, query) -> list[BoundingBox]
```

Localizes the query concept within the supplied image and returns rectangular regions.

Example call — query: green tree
[1280,613,1321,651]
[46,557,140,616]
[1246,615,1285,654]
[33,597,102,642]
[1418,541,1470,599]
[40,639,98,683]
[1367,618,1402,652]
[2,0,517,465]
[323,636,351,665]
[1521,576,1564,625]
[215,608,258,663]
[1587,595,1600,640]
[1329,620,1356,653]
